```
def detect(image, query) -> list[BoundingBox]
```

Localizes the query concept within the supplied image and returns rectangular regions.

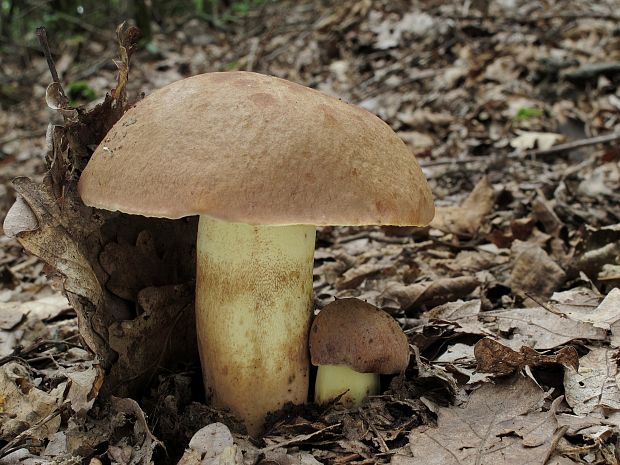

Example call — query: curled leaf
[45,82,68,110]
[3,196,38,238]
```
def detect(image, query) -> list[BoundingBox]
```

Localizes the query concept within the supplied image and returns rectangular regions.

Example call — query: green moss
[67,80,97,106]
[513,106,544,122]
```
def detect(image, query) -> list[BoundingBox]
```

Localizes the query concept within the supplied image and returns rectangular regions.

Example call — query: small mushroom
[78,71,433,434]
[309,298,410,406]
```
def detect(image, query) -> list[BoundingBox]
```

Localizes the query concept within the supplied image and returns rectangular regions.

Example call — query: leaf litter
[1,0,620,463]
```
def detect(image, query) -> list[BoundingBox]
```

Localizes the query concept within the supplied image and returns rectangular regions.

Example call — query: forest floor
[1,0,620,464]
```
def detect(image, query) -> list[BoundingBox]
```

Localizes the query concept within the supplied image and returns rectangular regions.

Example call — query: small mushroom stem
[196,215,316,435]
[314,365,380,406]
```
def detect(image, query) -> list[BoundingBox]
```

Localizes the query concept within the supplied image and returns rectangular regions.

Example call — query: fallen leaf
[474,338,579,375]
[481,307,607,350]
[510,131,564,151]
[109,397,162,465]
[599,265,620,282]
[510,242,566,299]
[560,288,620,346]
[379,277,479,312]
[336,263,396,289]
[424,299,481,321]
[431,177,495,236]
[397,131,434,156]
[188,422,234,457]
[0,361,65,441]
[564,348,620,415]
[397,109,454,127]
[403,376,554,465]
[2,195,38,238]
[0,448,54,465]
[66,364,104,414]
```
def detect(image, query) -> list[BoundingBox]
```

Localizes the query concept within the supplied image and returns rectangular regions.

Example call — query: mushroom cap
[78,72,434,226]
[309,298,409,374]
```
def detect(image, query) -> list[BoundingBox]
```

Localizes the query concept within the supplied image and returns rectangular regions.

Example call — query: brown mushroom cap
[309,298,409,374]
[78,71,434,226]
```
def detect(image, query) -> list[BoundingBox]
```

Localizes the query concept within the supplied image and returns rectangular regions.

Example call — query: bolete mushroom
[309,298,410,406]
[77,71,434,434]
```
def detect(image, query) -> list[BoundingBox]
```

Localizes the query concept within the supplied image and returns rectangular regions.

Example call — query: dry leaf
[397,109,454,127]
[109,397,162,465]
[402,376,553,465]
[0,362,65,441]
[474,338,579,375]
[188,422,234,457]
[2,195,38,238]
[336,263,396,289]
[0,448,54,465]
[510,131,564,151]
[510,242,566,299]
[564,348,620,415]
[397,131,434,155]
[431,177,495,236]
[560,288,620,346]
[66,364,104,414]
[380,277,479,312]
[483,307,607,350]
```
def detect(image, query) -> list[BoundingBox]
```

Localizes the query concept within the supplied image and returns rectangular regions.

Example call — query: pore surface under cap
[78,71,434,226]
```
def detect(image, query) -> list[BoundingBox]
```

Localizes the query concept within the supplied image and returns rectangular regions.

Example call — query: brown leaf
[336,263,396,289]
[402,376,554,465]
[430,177,495,236]
[99,230,171,301]
[380,276,479,312]
[9,39,199,399]
[109,397,162,465]
[564,348,620,415]
[488,307,607,350]
[107,284,196,394]
[510,241,566,299]
[0,362,65,441]
[531,194,564,238]
[3,195,38,238]
[510,217,536,241]
[474,338,579,376]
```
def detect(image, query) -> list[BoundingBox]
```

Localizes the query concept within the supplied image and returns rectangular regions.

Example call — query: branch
[420,130,620,168]
[35,27,61,84]
[513,131,620,158]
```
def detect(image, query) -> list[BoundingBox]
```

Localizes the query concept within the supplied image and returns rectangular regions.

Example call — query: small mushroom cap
[309,298,409,374]
[78,71,434,226]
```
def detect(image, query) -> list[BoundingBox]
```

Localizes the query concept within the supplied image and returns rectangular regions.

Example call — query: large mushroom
[77,71,434,435]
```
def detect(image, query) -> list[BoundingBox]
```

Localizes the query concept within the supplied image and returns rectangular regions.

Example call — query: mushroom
[309,298,410,406]
[77,71,434,434]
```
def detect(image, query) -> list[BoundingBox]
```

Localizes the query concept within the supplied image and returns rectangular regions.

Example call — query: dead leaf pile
[1,0,620,463]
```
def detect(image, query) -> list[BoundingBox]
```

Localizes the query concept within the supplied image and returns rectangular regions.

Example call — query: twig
[261,423,341,451]
[0,336,81,367]
[420,158,483,167]
[562,62,620,80]
[543,425,569,465]
[358,408,390,454]
[358,68,440,100]
[0,409,62,458]
[521,131,620,158]
[420,130,620,168]
[444,13,620,23]
[523,292,566,318]
[35,27,61,84]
